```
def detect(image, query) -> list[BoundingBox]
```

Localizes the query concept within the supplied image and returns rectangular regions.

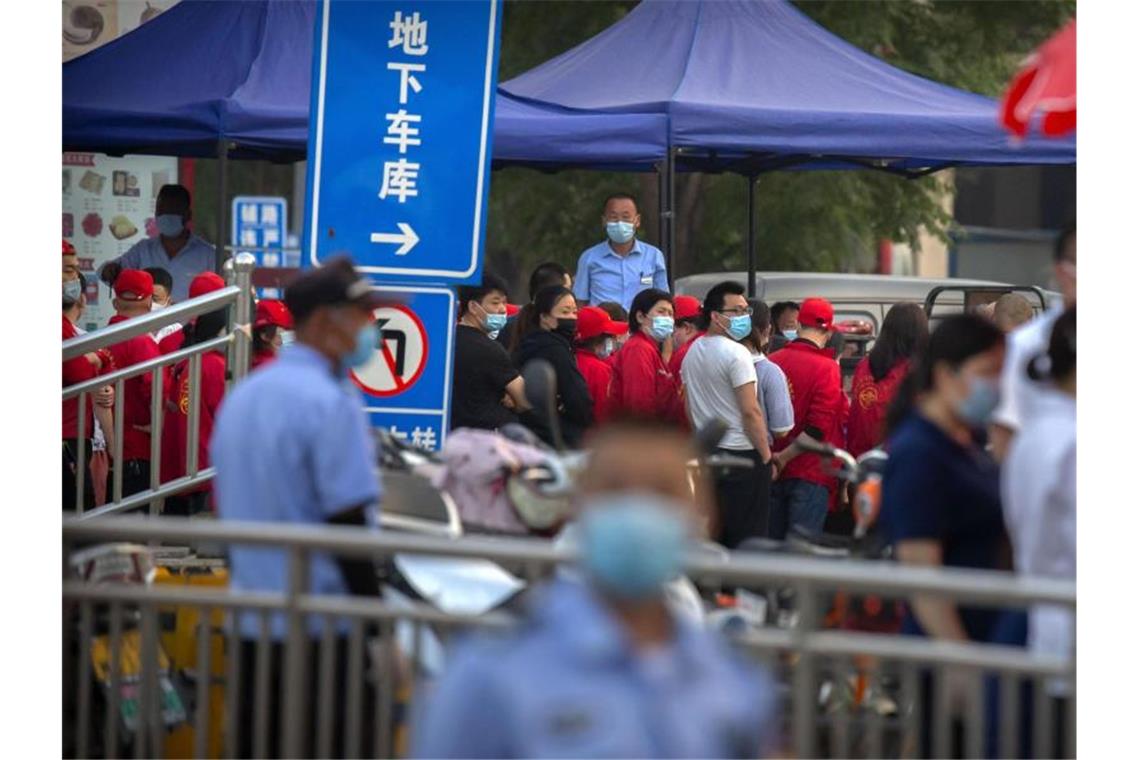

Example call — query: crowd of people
[445,193,1077,752]
[61,184,296,514]
[63,186,1076,757]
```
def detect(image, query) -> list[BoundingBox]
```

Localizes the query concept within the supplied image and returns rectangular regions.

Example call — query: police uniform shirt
[412,578,777,758]
[211,344,381,638]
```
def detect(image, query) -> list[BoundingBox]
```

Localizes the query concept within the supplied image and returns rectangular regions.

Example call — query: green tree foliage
[486,0,1074,291]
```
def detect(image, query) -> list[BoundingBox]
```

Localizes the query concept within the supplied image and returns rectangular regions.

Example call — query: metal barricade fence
[62,255,256,518]
[62,516,1076,759]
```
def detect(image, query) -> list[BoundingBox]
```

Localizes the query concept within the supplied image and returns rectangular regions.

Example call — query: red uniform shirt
[846,357,909,458]
[769,339,845,487]
[667,331,704,378]
[251,349,276,372]
[158,328,184,355]
[575,348,617,425]
[63,315,97,440]
[161,350,227,490]
[107,314,165,461]
[610,332,686,424]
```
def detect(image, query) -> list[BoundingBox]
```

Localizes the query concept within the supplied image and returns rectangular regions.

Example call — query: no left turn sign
[350,305,429,397]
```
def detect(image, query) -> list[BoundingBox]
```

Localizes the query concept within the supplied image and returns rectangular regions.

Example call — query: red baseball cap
[673,294,702,321]
[189,271,226,300]
[576,305,629,341]
[63,239,76,257]
[506,303,521,317]
[113,269,154,301]
[254,299,293,329]
[798,297,835,331]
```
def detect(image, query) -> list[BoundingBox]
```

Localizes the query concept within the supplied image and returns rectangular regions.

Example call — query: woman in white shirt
[1002,306,1076,674]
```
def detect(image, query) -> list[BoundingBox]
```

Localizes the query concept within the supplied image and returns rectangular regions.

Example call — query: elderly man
[413,419,777,758]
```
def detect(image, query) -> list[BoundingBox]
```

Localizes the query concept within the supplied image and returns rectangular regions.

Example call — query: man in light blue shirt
[573,193,669,310]
[412,421,778,759]
[98,184,217,302]
[210,256,384,758]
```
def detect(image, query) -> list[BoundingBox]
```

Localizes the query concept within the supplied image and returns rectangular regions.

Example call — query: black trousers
[121,459,151,500]
[711,448,771,549]
[62,439,94,512]
[236,638,377,759]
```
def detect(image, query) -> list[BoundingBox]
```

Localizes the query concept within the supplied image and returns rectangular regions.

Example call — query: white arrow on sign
[369,223,420,256]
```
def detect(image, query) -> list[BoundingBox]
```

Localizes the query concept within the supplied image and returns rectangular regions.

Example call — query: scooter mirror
[522,359,565,451]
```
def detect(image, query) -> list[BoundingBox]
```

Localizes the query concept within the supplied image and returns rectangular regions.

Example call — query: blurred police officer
[211,256,385,757]
[412,420,778,759]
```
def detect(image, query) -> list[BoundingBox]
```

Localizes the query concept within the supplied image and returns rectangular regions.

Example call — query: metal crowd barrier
[62,255,256,517]
[62,516,1076,759]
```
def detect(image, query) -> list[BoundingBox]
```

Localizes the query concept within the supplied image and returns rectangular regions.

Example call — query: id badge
[640,275,653,286]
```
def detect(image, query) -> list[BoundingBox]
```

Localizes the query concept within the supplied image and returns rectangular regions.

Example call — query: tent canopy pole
[665,147,677,288]
[746,174,757,299]
[215,139,229,274]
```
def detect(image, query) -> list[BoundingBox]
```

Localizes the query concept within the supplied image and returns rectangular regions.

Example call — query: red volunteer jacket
[575,348,617,425]
[846,357,909,458]
[161,350,226,492]
[610,332,686,425]
[63,316,97,440]
[251,349,276,372]
[107,314,165,461]
[769,339,845,487]
[667,331,704,378]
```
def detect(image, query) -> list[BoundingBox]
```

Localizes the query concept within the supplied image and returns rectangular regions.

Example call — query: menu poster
[63,152,178,330]
[63,1,182,63]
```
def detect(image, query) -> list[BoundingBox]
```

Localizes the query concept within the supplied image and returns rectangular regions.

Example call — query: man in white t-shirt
[681,281,775,548]
[990,224,1075,461]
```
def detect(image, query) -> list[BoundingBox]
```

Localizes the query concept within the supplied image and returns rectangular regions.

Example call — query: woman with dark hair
[251,299,294,371]
[160,274,230,515]
[512,286,594,447]
[880,314,1008,757]
[847,303,929,457]
[610,288,686,425]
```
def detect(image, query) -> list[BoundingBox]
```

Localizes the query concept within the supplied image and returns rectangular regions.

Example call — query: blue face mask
[483,312,508,333]
[344,322,378,369]
[782,329,798,341]
[726,314,753,341]
[647,315,674,342]
[605,221,636,245]
[63,279,82,303]
[955,376,1001,428]
[155,214,185,238]
[579,492,689,600]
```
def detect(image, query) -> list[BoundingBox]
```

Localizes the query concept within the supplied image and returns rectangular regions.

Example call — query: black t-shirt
[451,325,521,432]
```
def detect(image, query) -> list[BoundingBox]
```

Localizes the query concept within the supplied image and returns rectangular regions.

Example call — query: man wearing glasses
[680,281,776,548]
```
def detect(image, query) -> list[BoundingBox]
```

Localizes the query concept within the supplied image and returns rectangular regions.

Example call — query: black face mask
[554,318,578,341]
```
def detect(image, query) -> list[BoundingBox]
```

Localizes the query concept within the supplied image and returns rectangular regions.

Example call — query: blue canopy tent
[62,0,669,267]
[500,0,1076,291]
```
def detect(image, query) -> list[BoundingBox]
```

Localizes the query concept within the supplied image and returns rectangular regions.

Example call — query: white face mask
[599,337,615,358]
[280,330,295,347]
[151,301,168,311]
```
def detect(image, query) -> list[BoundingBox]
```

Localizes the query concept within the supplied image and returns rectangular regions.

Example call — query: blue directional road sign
[349,285,455,452]
[304,0,503,285]
[232,195,290,297]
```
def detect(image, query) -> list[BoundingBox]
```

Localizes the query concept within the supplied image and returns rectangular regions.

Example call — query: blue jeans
[768,479,829,540]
